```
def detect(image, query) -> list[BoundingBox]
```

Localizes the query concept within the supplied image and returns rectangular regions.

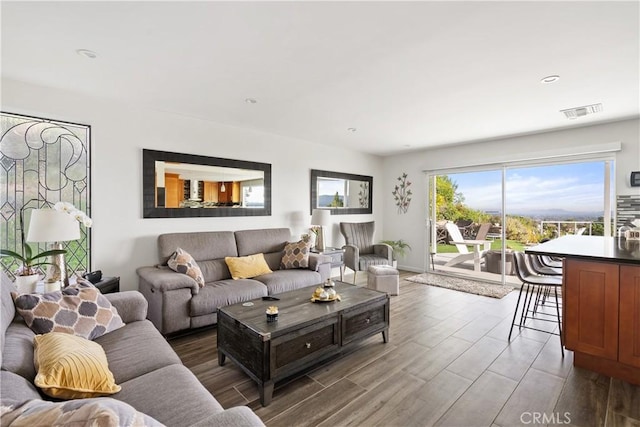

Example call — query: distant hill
[498,208,604,220]
[318,194,344,207]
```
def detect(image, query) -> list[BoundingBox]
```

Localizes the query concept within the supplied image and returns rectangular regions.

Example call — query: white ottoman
[367,265,399,296]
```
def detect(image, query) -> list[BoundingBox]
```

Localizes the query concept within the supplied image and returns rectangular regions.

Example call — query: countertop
[526,235,640,264]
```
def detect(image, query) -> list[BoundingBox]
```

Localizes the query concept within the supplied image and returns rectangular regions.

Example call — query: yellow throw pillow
[225,253,273,280]
[34,332,121,399]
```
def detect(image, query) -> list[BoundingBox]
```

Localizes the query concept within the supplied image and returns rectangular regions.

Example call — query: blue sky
[447,161,607,213]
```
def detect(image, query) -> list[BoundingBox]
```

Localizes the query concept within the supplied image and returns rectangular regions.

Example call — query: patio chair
[454,219,474,239]
[474,223,491,241]
[443,222,491,271]
[340,221,393,284]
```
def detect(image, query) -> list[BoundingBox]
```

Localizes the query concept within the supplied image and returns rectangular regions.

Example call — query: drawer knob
[365,318,371,324]
[305,342,311,349]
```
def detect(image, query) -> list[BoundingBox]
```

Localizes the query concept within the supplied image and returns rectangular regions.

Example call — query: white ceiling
[2,1,638,156]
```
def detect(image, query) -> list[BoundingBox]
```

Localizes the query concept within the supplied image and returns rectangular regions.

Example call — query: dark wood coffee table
[217,282,390,406]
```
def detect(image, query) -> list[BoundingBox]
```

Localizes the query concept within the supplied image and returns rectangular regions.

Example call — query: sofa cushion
[235,228,290,257]
[0,371,42,407]
[94,320,182,384]
[1,321,37,381]
[114,364,224,427]
[158,231,237,265]
[190,279,267,317]
[256,270,322,295]
[225,253,272,280]
[34,332,121,399]
[0,397,164,427]
[280,239,311,269]
[12,281,124,340]
[167,248,205,287]
[197,259,232,283]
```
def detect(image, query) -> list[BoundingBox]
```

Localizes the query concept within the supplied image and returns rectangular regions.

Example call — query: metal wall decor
[0,112,91,279]
[392,172,412,214]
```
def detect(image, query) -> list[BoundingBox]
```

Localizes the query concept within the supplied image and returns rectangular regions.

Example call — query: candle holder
[266,306,278,322]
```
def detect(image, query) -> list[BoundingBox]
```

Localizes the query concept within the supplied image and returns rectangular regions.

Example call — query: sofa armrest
[343,244,360,271]
[136,265,199,295]
[373,243,393,264]
[189,406,265,427]
[308,253,332,272]
[105,291,148,323]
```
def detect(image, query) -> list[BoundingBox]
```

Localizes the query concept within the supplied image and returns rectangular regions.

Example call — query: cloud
[457,173,603,212]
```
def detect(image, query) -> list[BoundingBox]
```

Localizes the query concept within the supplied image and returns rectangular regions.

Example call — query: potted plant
[1,201,90,293]
[0,244,66,293]
[380,239,412,267]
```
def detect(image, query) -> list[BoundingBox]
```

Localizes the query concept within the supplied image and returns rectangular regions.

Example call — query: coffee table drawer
[271,318,339,378]
[342,300,388,345]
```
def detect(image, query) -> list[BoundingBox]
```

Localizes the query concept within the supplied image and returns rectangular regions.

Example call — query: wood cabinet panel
[564,259,619,360]
[164,173,183,208]
[620,265,640,368]
[203,181,218,202]
[271,318,339,377]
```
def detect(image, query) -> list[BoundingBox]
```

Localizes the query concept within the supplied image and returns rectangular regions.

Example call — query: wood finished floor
[170,271,640,427]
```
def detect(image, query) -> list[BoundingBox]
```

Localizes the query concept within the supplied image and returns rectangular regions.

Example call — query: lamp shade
[311,209,331,227]
[26,209,80,242]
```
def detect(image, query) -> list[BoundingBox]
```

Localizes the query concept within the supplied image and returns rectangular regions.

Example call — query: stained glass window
[0,112,91,279]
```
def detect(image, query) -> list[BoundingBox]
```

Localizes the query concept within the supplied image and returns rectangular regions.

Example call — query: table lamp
[310,209,331,252]
[26,209,80,287]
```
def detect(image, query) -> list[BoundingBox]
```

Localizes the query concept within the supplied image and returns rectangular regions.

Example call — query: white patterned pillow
[167,247,205,287]
[0,398,165,427]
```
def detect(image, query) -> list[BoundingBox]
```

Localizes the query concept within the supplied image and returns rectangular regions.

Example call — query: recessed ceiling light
[541,75,560,84]
[245,98,257,104]
[76,49,97,59]
[347,127,357,133]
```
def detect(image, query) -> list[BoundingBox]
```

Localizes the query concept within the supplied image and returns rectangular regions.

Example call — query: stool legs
[508,283,564,357]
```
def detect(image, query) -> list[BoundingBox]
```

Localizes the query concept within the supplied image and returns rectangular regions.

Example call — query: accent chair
[339,221,392,284]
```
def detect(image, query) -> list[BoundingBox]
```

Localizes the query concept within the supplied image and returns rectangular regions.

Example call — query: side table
[93,276,120,294]
[312,247,345,281]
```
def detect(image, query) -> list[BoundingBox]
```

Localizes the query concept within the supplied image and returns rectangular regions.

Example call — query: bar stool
[508,252,564,356]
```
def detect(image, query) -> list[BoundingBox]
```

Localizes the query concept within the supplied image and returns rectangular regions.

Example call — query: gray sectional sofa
[0,277,264,426]
[137,228,332,335]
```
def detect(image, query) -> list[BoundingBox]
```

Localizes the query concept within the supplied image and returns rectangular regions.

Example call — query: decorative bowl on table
[310,286,340,303]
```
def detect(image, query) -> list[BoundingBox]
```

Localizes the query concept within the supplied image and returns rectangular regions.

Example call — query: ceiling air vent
[560,103,603,120]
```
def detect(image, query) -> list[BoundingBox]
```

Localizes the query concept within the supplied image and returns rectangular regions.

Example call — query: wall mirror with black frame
[143,149,271,218]
[310,169,373,215]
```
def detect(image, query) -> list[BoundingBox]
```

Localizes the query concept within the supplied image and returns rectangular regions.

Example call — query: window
[0,112,91,279]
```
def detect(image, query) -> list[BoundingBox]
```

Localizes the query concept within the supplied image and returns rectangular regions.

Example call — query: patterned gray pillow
[167,247,205,287]
[280,240,311,269]
[11,280,124,340]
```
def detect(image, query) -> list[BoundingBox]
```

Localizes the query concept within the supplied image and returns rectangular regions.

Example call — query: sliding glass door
[428,159,614,284]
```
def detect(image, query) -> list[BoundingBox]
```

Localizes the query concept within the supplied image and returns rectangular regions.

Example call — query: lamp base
[47,242,70,288]
[316,227,326,252]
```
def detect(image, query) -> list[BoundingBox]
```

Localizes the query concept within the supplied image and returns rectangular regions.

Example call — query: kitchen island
[527,235,640,385]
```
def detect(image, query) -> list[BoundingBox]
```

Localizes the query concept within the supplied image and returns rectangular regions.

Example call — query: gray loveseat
[0,278,264,426]
[137,228,332,335]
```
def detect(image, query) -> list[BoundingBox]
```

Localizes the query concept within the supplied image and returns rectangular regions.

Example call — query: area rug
[405,273,513,299]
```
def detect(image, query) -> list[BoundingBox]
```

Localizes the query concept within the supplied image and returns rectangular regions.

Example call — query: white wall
[382,118,640,273]
[2,78,384,290]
